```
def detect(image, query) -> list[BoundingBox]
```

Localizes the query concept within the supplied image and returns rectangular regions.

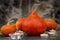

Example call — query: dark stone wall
[0,0,60,26]
[53,0,60,7]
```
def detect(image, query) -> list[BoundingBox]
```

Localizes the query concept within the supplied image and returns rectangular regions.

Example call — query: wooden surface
[0,31,60,40]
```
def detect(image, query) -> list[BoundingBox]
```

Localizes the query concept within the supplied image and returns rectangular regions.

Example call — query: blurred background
[0,0,60,26]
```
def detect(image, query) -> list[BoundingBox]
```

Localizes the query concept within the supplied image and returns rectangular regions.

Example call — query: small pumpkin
[16,18,24,30]
[22,9,47,35]
[45,19,57,30]
[1,20,16,35]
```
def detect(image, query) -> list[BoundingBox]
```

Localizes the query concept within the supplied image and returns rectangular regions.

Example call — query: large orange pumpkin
[16,18,24,30]
[22,9,47,35]
[1,21,16,35]
[45,19,57,30]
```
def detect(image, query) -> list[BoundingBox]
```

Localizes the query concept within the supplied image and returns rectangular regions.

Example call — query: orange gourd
[22,9,47,35]
[16,18,24,30]
[1,20,16,35]
[45,19,57,30]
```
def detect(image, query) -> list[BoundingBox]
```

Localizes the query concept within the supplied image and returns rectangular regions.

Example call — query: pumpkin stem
[7,20,14,25]
[31,9,38,15]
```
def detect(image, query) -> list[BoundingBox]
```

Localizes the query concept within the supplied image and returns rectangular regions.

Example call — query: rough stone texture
[7,7,22,21]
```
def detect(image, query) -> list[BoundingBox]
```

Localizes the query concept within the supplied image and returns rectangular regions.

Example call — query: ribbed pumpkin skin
[16,18,24,30]
[1,24,16,35]
[45,19,57,30]
[22,9,47,35]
